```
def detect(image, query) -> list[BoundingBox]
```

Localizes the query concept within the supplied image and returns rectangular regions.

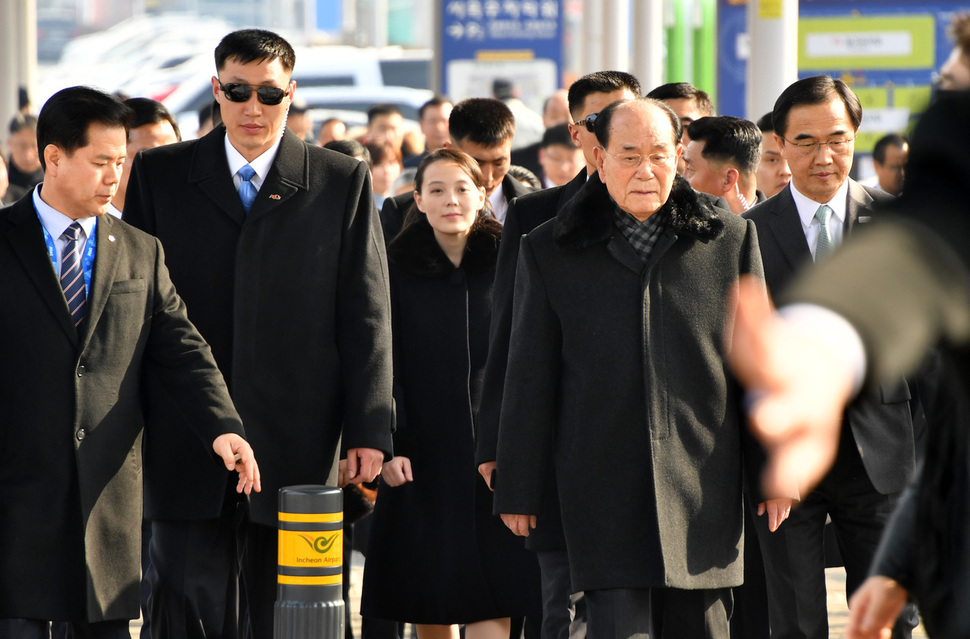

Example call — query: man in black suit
[0,86,258,639]
[123,30,393,639]
[475,69,641,639]
[743,75,918,639]
[731,89,970,639]
[379,97,533,243]
[495,97,766,639]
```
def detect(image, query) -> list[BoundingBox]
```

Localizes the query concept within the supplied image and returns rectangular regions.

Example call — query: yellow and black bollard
[275,485,344,639]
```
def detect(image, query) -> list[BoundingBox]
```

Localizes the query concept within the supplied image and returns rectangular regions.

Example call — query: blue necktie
[238,164,257,213]
[61,222,86,328]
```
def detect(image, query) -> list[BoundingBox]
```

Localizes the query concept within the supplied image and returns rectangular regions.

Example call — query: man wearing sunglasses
[123,29,393,639]
[743,74,919,639]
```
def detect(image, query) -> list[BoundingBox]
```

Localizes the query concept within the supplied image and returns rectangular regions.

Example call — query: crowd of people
[3,11,970,639]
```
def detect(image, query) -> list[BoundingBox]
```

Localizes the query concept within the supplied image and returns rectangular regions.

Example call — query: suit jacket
[744,181,916,494]
[0,193,242,622]
[494,176,764,591]
[124,127,394,526]
[379,173,535,245]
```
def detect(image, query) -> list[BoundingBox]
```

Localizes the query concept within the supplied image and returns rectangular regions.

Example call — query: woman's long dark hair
[398,148,502,238]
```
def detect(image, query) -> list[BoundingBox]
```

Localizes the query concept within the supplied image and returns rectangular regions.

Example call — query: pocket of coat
[110,279,148,294]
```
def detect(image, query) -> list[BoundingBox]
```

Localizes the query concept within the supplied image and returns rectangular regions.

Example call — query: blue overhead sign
[439,0,564,108]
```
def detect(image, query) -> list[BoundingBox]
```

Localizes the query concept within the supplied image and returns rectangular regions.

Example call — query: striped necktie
[814,204,835,261]
[61,222,86,328]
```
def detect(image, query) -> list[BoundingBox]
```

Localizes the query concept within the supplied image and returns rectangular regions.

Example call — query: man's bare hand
[847,576,908,639]
[758,498,795,532]
[382,456,413,487]
[728,276,852,497]
[478,461,497,491]
[346,447,384,484]
[212,433,261,495]
[501,513,537,537]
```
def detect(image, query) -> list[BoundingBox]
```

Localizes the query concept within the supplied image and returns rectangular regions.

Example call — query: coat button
[77,365,86,377]
[76,428,86,441]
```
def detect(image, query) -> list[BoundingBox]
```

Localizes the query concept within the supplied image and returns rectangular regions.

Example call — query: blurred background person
[109,98,181,218]
[755,112,793,199]
[285,98,314,143]
[392,167,417,197]
[511,88,572,176]
[5,113,43,203]
[938,10,970,90]
[318,117,348,146]
[367,140,403,208]
[506,164,541,190]
[404,96,453,168]
[361,148,537,639]
[196,100,220,138]
[366,103,405,152]
[325,138,370,165]
[536,124,583,189]
[493,77,545,150]
[863,133,909,196]
[0,154,9,205]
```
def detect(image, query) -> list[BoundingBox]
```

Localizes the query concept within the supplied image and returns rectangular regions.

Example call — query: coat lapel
[78,215,121,349]
[5,195,79,345]
[247,130,306,221]
[844,178,874,234]
[766,188,812,271]
[188,127,247,226]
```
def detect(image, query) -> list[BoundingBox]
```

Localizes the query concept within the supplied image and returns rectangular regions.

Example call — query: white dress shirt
[33,185,97,276]
[225,133,283,194]
[789,179,849,260]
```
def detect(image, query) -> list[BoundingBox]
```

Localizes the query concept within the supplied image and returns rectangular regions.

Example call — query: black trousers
[535,550,586,639]
[147,502,245,639]
[755,432,918,639]
[0,619,129,639]
[585,587,732,639]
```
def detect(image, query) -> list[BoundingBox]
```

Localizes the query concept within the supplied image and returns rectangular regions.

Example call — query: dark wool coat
[494,175,765,592]
[124,128,393,526]
[0,198,243,621]
[361,217,540,624]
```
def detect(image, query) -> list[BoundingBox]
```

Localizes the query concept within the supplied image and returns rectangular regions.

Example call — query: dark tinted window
[380,60,431,89]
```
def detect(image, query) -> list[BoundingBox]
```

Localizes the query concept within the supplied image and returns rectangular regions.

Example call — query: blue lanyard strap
[40,217,98,295]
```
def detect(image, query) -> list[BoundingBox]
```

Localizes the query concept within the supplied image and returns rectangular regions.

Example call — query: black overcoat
[361,217,539,623]
[0,196,243,621]
[494,176,765,591]
[124,128,393,525]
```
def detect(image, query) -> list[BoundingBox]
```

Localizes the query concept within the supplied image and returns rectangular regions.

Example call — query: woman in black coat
[361,149,539,639]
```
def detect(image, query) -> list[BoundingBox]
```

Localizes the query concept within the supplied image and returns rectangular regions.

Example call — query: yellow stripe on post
[278,574,343,586]
[278,512,343,523]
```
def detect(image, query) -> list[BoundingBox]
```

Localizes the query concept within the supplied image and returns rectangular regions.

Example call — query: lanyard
[40,217,98,295]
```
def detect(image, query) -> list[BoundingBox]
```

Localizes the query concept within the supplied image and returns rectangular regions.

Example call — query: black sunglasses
[573,113,598,132]
[218,81,288,105]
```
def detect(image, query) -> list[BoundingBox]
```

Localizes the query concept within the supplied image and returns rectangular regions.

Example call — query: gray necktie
[814,205,835,261]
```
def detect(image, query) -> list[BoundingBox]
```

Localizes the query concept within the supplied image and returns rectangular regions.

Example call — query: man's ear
[592,145,606,176]
[44,145,60,176]
[724,166,740,189]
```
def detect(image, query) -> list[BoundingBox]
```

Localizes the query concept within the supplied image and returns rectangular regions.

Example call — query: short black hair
[449,98,515,147]
[772,75,862,138]
[8,113,37,136]
[646,82,715,117]
[367,104,403,124]
[567,71,642,119]
[37,86,134,171]
[124,97,181,142]
[594,98,682,150]
[687,116,763,174]
[214,29,295,74]
[418,95,452,120]
[755,112,775,134]
[507,164,541,189]
[540,123,575,149]
[325,139,371,166]
[872,132,907,165]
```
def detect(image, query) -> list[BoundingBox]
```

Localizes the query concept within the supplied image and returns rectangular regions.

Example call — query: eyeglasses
[573,113,598,132]
[217,80,289,105]
[782,137,854,157]
[600,147,674,169]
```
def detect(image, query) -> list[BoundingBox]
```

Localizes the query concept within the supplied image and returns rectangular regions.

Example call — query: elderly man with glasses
[494,97,769,638]
[743,75,920,639]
